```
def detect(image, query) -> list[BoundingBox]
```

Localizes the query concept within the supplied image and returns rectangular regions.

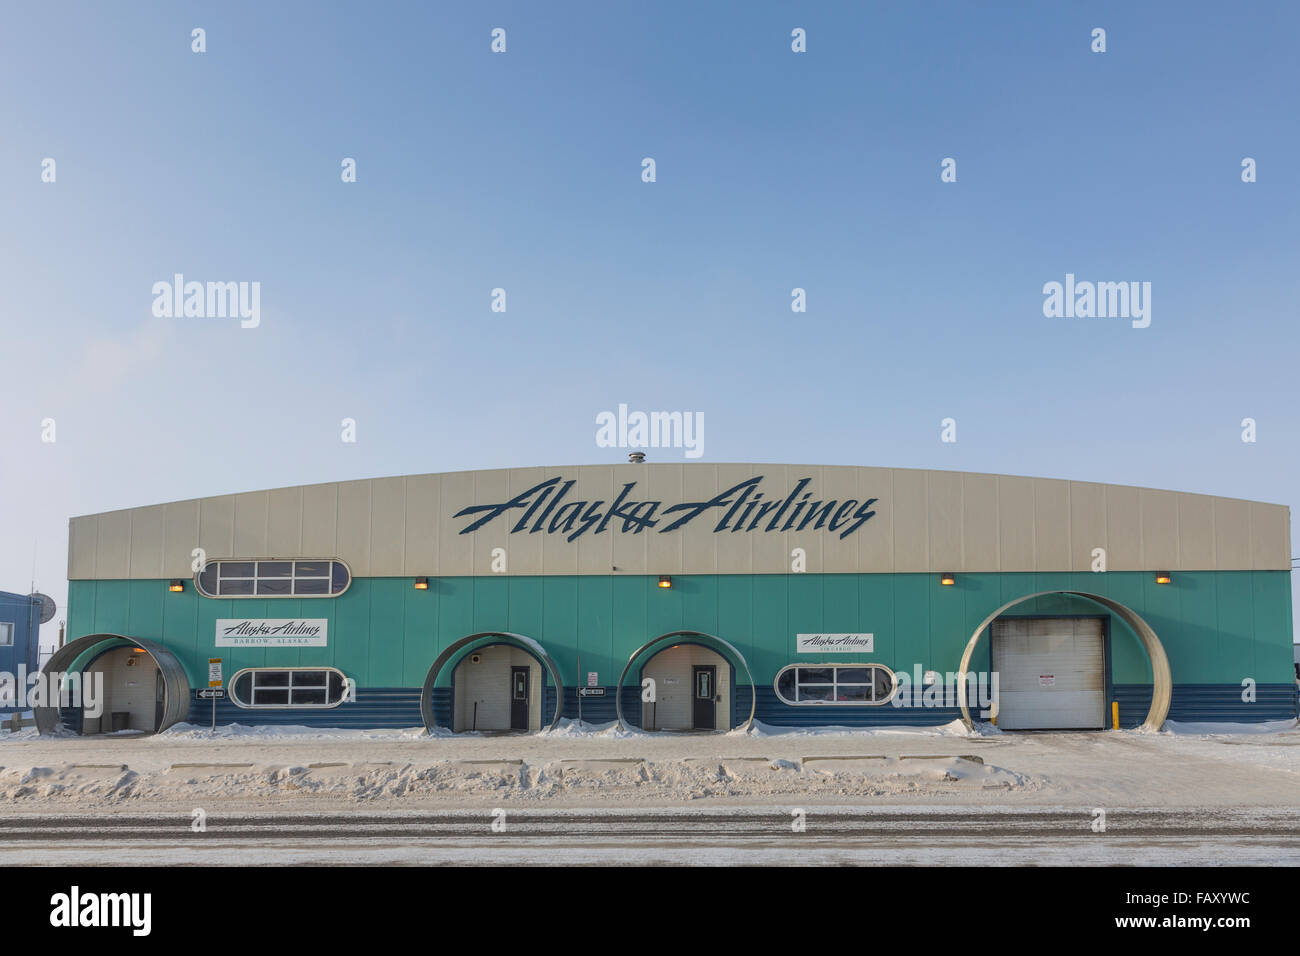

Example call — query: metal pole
[576,652,582,725]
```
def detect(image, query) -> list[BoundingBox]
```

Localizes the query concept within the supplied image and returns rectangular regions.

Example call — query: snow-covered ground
[0,717,1295,812]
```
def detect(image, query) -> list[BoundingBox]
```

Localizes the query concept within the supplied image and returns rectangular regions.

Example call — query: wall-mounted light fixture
[414,577,429,590]
[940,573,956,587]
[168,580,185,592]
[657,575,673,589]
[1155,572,1172,585]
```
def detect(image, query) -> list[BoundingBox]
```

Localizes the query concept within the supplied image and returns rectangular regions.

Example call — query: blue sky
[1,1,1297,646]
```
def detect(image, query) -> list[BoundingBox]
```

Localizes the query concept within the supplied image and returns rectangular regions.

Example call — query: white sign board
[796,633,874,654]
[216,619,328,647]
[1039,674,1056,686]
[587,672,599,687]
[208,658,223,688]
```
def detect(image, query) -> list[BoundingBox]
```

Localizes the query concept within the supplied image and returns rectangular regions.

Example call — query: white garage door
[991,618,1105,730]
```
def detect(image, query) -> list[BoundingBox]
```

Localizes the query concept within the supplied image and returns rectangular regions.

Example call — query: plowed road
[0,808,1295,864]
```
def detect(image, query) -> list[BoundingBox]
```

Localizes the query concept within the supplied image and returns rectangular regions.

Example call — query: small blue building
[0,590,41,714]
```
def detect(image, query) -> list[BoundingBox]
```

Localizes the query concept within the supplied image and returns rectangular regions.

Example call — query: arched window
[774,663,896,705]
[230,668,350,708]
[195,559,351,598]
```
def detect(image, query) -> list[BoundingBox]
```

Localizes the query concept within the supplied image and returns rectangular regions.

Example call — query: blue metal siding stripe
[167,683,1297,731]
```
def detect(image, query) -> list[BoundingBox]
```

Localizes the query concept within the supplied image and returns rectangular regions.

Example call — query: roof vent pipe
[628,451,646,463]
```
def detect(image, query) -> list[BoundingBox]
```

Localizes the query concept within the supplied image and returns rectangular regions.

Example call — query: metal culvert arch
[34,633,193,736]
[956,590,1172,732]
[614,630,758,733]
[419,632,565,733]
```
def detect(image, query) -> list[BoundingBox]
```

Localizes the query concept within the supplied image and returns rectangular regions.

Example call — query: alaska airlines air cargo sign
[454,476,878,542]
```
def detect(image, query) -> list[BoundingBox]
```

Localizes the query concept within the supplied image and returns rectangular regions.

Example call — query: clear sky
[2,1,1297,649]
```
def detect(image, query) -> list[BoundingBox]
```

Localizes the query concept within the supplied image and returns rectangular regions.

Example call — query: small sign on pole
[587,672,598,687]
[208,658,223,730]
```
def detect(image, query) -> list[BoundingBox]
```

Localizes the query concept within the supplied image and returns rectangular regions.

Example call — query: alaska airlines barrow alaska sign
[453,476,879,542]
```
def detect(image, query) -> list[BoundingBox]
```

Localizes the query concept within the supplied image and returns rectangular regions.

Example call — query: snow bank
[1161,718,1299,736]
[731,718,997,739]
[157,722,430,741]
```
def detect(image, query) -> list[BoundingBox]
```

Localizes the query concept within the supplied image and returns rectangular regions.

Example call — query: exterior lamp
[657,575,673,589]
[168,580,185,592]
[940,573,956,587]
[414,577,429,590]
[1155,572,1171,585]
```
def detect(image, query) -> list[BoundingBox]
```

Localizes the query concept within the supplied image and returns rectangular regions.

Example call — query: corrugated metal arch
[956,591,1172,732]
[615,630,757,733]
[419,632,564,733]
[34,633,193,736]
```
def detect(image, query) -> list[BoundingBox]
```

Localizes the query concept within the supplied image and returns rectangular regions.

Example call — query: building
[40,463,1298,736]
[0,589,41,715]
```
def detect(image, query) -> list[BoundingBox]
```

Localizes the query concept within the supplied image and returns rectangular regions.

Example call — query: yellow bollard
[1111,701,1119,730]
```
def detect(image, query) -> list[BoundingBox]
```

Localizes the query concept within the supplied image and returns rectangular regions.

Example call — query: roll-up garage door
[990,618,1105,730]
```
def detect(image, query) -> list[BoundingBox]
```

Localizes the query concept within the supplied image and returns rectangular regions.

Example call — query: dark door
[692,665,716,730]
[154,667,165,732]
[510,666,530,731]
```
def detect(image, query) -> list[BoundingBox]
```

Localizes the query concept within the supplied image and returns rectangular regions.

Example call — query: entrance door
[991,617,1105,729]
[692,665,716,730]
[509,666,529,731]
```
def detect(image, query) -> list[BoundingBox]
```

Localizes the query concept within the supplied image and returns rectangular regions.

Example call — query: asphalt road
[2,807,1296,865]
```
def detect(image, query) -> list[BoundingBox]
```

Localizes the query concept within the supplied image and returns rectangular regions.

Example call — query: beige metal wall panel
[998,476,1036,571]
[300,483,338,558]
[794,464,829,575]
[68,515,98,579]
[644,463,685,575]
[1068,482,1107,572]
[197,496,235,562]
[1176,493,1216,570]
[891,469,929,572]
[855,468,893,572]
[609,464,651,576]
[576,466,615,575]
[1140,489,1179,572]
[95,510,132,578]
[1249,502,1290,570]
[1034,480,1071,572]
[232,492,268,559]
[927,470,963,573]
[819,466,862,575]
[266,487,302,558]
[503,468,547,575]
[679,463,721,574]
[128,504,165,579]
[437,471,475,576]
[538,473,579,576]
[471,470,510,576]
[1212,497,1251,571]
[714,463,759,574]
[67,464,1291,579]
[335,480,372,575]
[961,474,999,572]
[369,477,408,576]
[1105,484,1142,571]
[163,499,200,578]
[403,474,440,575]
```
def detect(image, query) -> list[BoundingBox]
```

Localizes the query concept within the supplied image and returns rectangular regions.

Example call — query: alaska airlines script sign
[453,476,878,542]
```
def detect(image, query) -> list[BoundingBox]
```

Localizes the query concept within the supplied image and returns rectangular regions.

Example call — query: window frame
[193,558,352,599]
[773,662,897,706]
[228,667,350,710]
[0,622,12,646]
